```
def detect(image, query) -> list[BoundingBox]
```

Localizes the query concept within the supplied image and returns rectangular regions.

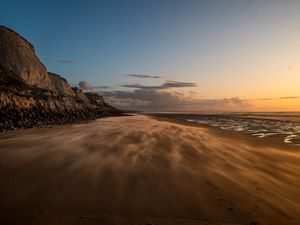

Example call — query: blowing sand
[0,115,299,225]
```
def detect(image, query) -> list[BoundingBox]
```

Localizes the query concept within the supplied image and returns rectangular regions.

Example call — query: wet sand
[0,115,299,225]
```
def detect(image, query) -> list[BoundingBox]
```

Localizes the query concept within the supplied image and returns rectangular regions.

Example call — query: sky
[1,0,300,111]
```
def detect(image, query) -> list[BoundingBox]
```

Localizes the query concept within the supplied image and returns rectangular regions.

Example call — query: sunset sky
[1,0,300,111]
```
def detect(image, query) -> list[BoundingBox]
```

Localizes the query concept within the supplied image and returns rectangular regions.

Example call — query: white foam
[185,117,300,145]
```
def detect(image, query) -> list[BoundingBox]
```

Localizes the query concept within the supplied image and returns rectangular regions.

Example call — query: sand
[0,115,299,225]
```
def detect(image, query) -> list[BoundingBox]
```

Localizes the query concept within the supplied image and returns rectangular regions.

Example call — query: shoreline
[148,113,300,151]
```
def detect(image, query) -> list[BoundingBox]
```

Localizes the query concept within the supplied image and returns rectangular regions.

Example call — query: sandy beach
[0,115,299,225]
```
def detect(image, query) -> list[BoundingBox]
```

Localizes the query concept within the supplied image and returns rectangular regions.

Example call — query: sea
[154,112,300,146]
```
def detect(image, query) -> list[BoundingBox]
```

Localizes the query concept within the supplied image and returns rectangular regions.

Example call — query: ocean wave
[186,116,300,145]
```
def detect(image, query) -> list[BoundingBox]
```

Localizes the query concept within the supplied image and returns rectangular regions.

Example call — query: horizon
[1,0,300,112]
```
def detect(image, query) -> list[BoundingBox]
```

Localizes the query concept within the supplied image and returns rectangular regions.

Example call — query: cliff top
[0,25,34,49]
[48,72,68,82]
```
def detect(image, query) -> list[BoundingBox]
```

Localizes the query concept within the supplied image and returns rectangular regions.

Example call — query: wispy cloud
[128,74,163,79]
[288,66,297,72]
[122,81,197,90]
[257,96,300,101]
[93,85,111,89]
[256,97,274,101]
[279,96,299,99]
[58,59,74,64]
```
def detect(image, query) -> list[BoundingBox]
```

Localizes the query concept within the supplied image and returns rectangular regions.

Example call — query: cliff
[0,25,120,131]
[0,26,54,90]
[48,72,76,96]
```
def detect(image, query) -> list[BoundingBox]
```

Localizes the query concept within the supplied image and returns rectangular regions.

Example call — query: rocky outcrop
[48,72,76,96]
[0,25,120,131]
[85,92,112,109]
[72,87,91,103]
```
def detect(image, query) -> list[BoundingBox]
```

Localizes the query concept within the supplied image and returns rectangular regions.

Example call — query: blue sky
[1,0,300,111]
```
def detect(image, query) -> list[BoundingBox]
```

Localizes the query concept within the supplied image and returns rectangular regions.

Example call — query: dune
[0,115,299,225]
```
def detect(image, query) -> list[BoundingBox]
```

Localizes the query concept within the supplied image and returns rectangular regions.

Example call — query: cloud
[128,74,162,79]
[83,80,249,111]
[93,85,111,89]
[98,81,251,111]
[58,59,74,64]
[288,66,298,72]
[100,86,250,111]
[105,96,150,107]
[279,96,299,99]
[257,98,274,101]
[257,96,300,101]
[77,82,111,91]
[122,81,197,90]
[78,81,93,90]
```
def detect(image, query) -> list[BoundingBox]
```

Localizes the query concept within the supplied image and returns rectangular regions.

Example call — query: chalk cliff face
[0,25,119,131]
[0,26,54,90]
[48,72,76,96]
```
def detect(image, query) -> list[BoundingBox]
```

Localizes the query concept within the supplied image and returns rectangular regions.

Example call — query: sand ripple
[0,115,299,225]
